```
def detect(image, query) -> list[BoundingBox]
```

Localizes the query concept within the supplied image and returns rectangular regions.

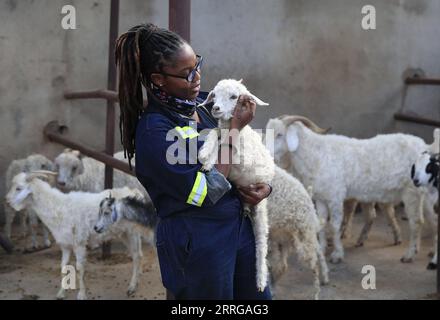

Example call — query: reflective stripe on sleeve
[186,171,208,207]
[175,126,199,139]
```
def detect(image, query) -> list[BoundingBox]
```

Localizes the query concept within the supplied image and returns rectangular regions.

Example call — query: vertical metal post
[437,138,440,296]
[102,0,120,260]
[169,0,191,43]
[166,0,191,300]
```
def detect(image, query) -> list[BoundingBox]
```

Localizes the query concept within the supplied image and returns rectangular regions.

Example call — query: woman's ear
[150,73,165,87]
[286,125,299,152]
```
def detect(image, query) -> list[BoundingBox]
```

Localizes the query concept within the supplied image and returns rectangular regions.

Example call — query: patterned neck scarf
[150,85,197,117]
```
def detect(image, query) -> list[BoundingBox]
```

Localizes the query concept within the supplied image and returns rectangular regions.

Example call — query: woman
[115,23,272,300]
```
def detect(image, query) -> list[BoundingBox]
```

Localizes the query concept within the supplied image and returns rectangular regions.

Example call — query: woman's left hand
[237,183,271,206]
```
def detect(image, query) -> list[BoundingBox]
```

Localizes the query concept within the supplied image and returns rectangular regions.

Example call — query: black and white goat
[412,152,439,189]
[95,194,157,247]
[411,151,439,270]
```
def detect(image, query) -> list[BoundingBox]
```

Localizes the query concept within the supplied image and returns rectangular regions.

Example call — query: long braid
[115,23,185,168]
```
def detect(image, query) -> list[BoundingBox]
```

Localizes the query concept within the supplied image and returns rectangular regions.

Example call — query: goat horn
[280,115,331,134]
[30,170,58,176]
[26,170,58,185]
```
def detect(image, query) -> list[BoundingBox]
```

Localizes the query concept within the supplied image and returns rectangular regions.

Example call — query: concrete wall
[1,0,439,222]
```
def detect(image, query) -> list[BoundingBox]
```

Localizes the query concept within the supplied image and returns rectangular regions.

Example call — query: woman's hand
[237,183,271,206]
[230,95,257,131]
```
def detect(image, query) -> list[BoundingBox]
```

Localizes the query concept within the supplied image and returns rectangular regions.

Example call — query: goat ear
[249,93,269,106]
[64,148,72,153]
[286,125,299,152]
[238,79,243,84]
[198,91,214,107]
[111,206,118,223]
[71,150,81,158]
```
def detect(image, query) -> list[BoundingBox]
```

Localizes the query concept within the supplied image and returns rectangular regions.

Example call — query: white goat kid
[6,171,144,300]
[267,115,434,264]
[198,79,273,291]
[54,149,151,252]
[4,154,53,250]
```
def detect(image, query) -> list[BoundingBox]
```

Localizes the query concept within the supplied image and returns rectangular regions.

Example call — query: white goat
[266,115,436,265]
[54,149,152,248]
[4,154,53,250]
[6,171,145,300]
[54,149,148,198]
[198,79,274,291]
[267,122,402,247]
[267,165,329,299]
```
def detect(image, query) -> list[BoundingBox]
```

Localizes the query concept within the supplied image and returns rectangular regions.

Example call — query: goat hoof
[355,242,364,248]
[127,286,137,297]
[427,262,437,270]
[56,290,66,300]
[400,256,413,263]
[394,240,402,246]
[428,251,434,258]
[23,246,38,254]
[44,240,52,248]
[77,291,88,300]
[329,253,343,264]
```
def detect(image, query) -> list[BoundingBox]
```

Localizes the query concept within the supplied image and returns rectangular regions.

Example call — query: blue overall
[135,91,272,300]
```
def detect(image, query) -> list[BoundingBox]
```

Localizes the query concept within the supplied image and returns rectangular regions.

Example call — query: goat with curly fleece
[266,115,437,265]
[6,171,145,300]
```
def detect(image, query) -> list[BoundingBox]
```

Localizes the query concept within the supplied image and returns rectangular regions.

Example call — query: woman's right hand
[230,95,256,131]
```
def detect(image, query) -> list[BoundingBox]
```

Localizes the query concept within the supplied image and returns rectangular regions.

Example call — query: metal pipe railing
[394,113,440,127]
[405,77,440,86]
[64,89,148,107]
[43,121,135,177]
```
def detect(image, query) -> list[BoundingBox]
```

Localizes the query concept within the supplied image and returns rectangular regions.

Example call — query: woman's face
[151,43,201,100]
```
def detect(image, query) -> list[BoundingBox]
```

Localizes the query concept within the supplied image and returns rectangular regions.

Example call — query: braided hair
[115,23,186,168]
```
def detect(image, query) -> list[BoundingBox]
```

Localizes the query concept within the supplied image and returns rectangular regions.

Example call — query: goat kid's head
[412,151,439,188]
[54,149,84,190]
[94,192,118,234]
[6,171,58,211]
[199,79,268,121]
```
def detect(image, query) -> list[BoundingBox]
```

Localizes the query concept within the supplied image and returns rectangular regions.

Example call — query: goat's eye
[230,95,238,100]
[16,187,22,192]
[72,166,77,172]
[41,164,46,169]
[426,163,433,173]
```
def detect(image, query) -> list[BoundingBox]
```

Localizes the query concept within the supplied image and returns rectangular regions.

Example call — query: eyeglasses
[160,55,203,82]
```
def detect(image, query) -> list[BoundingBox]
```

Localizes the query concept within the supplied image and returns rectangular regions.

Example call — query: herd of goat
[2,79,440,300]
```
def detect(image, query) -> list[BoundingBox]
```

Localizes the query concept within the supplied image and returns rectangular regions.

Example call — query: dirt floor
[0,207,438,300]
